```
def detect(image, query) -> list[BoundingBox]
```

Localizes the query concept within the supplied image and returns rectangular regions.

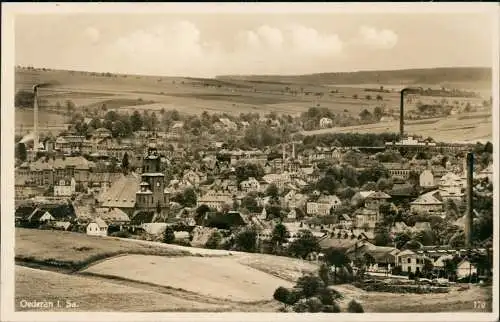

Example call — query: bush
[173,239,191,247]
[205,231,222,249]
[392,266,402,276]
[296,274,325,298]
[292,298,309,313]
[110,230,130,238]
[347,299,364,313]
[273,286,291,304]
[408,272,415,280]
[306,297,323,313]
[318,288,336,305]
[163,227,175,244]
[322,302,341,313]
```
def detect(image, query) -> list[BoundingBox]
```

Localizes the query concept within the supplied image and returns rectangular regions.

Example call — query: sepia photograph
[1,2,498,322]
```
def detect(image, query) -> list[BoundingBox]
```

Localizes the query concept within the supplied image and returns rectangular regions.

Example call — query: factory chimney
[399,89,406,139]
[33,85,39,153]
[464,152,474,248]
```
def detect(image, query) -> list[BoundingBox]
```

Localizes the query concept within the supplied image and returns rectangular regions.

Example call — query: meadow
[15,228,189,271]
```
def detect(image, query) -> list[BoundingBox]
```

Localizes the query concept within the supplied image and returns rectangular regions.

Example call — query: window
[407,258,411,264]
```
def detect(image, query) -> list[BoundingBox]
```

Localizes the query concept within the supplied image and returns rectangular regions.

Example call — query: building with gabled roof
[410,190,444,215]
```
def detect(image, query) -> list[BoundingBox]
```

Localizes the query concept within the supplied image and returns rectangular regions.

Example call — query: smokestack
[465,152,474,248]
[33,85,39,153]
[400,89,406,139]
[292,142,295,159]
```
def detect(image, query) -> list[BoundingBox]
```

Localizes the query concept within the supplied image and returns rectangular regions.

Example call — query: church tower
[136,144,168,211]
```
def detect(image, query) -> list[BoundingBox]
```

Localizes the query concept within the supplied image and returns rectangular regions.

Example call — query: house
[410,190,444,215]
[282,190,308,209]
[306,195,342,216]
[419,169,435,188]
[351,190,376,207]
[396,249,431,274]
[240,177,261,193]
[197,191,233,211]
[456,259,477,279]
[86,217,108,237]
[476,163,493,182]
[91,127,112,140]
[219,118,238,131]
[338,213,353,228]
[319,117,333,128]
[438,172,465,201]
[352,207,378,230]
[54,178,76,197]
[96,207,131,226]
[364,191,391,210]
[183,170,202,186]
[381,162,414,180]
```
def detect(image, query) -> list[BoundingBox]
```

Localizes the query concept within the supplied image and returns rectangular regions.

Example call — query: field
[14,228,493,312]
[82,254,294,302]
[301,113,493,143]
[15,228,189,271]
[15,67,492,134]
[333,284,493,313]
[16,266,228,312]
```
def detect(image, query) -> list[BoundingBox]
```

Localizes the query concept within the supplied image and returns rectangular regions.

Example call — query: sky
[14,11,495,78]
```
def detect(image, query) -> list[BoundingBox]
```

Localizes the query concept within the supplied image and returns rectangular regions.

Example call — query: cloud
[102,21,346,77]
[355,26,398,49]
[83,27,101,44]
[287,24,343,56]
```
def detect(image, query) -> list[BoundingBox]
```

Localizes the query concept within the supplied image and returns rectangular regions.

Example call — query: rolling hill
[218,67,492,88]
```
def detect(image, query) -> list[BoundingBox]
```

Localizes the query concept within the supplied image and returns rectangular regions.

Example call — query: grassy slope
[15,228,189,271]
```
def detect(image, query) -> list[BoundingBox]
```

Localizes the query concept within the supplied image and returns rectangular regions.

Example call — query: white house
[86,217,108,237]
[319,117,333,129]
[240,177,261,193]
[438,172,465,201]
[419,169,435,188]
[54,178,76,197]
[456,259,478,279]
[396,249,431,274]
[306,195,342,216]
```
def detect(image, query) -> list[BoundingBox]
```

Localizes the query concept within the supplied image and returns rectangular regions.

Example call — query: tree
[16,143,27,162]
[121,152,129,172]
[318,263,330,286]
[324,248,350,284]
[163,226,175,244]
[15,90,34,107]
[266,183,280,202]
[374,222,391,246]
[181,188,197,207]
[241,193,260,212]
[273,287,296,307]
[288,229,320,259]
[394,232,411,249]
[205,231,222,249]
[271,223,290,254]
[347,299,364,313]
[235,163,264,183]
[359,109,373,122]
[373,106,383,120]
[295,274,325,298]
[130,110,143,132]
[234,227,258,252]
